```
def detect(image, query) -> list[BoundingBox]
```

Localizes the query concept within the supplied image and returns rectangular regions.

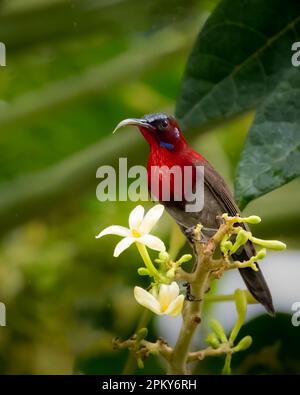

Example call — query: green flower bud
[138,267,150,276]
[221,240,233,255]
[233,336,252,352]
[209,319,227,343]
[176,254,193,265]
[166,268,175,279]
[256,248,267,260]
[206,332,220,349]
[250,236,286,251]
[137,357,144,369]
[242,215,261,224]
[159,251,170,261]
[136,327,148,342]
[230,230,249,254]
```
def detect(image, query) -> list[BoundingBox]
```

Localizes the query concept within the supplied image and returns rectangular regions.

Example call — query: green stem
[136,243,168,283]
[188,345,230,362]
[229,289,247,345]
[222,353,232,375]
[204,291,258,305]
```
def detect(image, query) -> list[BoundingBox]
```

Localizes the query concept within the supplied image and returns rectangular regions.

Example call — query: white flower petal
[134,286,161,315]
[128,205,145,230]
[139,204,164,234]
[164,294,184,317]
[158,282,180,309]
[95,225,130,239]
[138,234,166,252]
[113,237,134,257]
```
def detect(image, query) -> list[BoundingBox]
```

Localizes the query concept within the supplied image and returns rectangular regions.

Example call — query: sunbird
[113,113,274,314]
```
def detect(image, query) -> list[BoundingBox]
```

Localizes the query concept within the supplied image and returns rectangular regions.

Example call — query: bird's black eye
[159,119,168,130]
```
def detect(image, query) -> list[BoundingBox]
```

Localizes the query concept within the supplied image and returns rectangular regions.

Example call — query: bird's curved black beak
[112,118,155,134]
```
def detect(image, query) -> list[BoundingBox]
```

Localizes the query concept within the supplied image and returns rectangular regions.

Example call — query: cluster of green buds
[206,289,252,374]
[220,214,286,271]
[152,251,192,281]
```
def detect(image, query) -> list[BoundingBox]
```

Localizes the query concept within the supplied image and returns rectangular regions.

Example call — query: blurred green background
[0,0,299,374]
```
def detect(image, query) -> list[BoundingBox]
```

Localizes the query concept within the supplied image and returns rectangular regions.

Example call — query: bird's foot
[186,293,202,302]
[184,282,202,302]
[184,225,206,244]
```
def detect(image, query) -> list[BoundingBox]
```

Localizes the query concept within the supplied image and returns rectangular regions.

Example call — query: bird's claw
[186,294,202,302]
[184,225,205,244]
[184,282,202,302]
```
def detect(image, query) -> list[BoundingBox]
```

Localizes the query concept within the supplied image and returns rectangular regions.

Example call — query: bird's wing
[203,161,239,217]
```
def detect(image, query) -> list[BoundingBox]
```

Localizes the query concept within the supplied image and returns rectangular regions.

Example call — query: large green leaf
[235,70,300,209]
[176,0,300,130]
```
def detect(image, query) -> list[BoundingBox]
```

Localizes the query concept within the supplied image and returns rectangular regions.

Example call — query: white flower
[134,282,184,317]
[96,204,166,257]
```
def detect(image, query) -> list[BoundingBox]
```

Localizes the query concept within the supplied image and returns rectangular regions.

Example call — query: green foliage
[176,0,300,206]
[176,0,300,129]
[235,70,300,208]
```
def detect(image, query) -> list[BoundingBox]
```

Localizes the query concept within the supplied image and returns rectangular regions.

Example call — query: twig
[114,337,172,362]
[188,345,231,362]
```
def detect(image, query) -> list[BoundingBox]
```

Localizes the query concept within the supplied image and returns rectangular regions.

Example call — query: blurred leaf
[74,313,164,374]
[217,113,254,177]
[75,351,128,375]
[0,27,192,129]
[0,0,199,52]
[0,130,142,232]
[75,350,164,375]
[235,70,300,209]
[233,313,300,374]
[0,25,193,232]
[176,0,300,130]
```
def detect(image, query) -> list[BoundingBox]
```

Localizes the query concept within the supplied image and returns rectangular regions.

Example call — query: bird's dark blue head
[113,112,187,152]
